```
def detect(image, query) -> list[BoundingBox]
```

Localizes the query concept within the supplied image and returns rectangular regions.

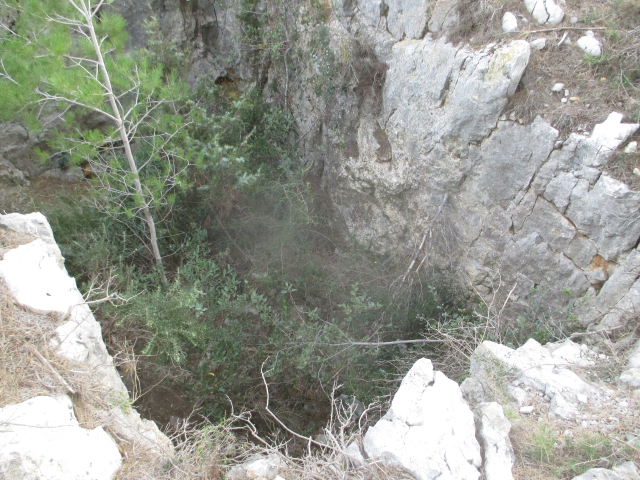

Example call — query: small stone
[565,90,570,97]
[525,0,564,25]
[502,12,519,33]
[344,442,364,468]
[530,38,547,50]
[520,406,535,414]
[577,31,602,56]
[551,82,565,92]
[577,394,588,404]
[625,141,638,154]
[561,98,568,103]
[570,16,578,24]
[633,168,640,177]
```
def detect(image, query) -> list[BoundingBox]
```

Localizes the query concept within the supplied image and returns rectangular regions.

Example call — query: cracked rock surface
[364,358,481,480]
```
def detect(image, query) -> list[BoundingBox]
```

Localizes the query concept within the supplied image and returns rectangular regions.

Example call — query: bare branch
[330,338,446,347]
[398,193,449,286]
[0,60,20,86]
[35,90,117,122]
[30,346,76,395]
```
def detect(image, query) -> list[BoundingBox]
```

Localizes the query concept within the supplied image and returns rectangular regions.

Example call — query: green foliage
[14,0,476,430]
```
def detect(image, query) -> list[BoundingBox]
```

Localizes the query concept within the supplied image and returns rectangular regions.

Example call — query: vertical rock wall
[283,0,640,327]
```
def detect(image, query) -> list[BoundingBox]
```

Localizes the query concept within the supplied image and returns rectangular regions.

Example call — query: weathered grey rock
[385,0,429,39]
[578,248,640,326]
[0,122,40,177]
[427,0,460,33]
[524,0,564,25]
[571,461,640,480]
[364,358,481,480]
[565,236,598,270]
[577,31,603,57]
[0,395,122,480]
[549,393,578,419]
[468,340,596,411]
[530,38,547,50]
[596,278,640,333]
[474,403,515,480]
[227,454,284,480]
[41,166,84,182]
[565,174,640,261]
[502,12,518,33]
[544,171,578,213]
[0,155,29,185]
[112,0,250,84]
[516,197,576,253]
[620,340,640,387]
[344,442,364,468]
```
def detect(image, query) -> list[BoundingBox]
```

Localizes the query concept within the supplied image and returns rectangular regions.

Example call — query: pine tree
[0,0,192,284]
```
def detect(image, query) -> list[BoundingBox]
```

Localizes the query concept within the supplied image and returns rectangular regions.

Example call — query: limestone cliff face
[284,0,639,327]
[6,0,640,331]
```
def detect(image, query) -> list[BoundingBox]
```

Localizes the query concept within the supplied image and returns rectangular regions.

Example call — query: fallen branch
[330,339,446,347]
[260,359,361,462]
[30,346,76,395]
[523,26,606,34]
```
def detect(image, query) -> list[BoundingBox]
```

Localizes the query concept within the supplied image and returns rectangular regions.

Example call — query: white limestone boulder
[0,212,173,457]
[0,395,122,480]
[577,31,602,56]
[524,0,564,25]
[364,358,481,480]
[462,339,598,419]
[474,402,515,480]
[502,12,518,33]
[576,112,639,167]
[571,461,640,480]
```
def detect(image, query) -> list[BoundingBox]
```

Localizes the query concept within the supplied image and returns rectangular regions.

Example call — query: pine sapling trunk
[81,0,168,284]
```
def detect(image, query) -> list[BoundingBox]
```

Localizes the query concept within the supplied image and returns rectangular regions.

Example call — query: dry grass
[0,275,117,414]
[446,0,640,191]
[511,408,640,479]
[0,279,68,407]
[508,339,640,479]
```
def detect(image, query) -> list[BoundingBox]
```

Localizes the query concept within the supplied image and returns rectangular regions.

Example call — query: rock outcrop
[0,213,173,479]
[460,338,639,435]
[0,396,122,480]
[286,0,640,334]
[363,358,483,480]
[572,461,640,480]
[474,402,515,480]
[364,346,638,479]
